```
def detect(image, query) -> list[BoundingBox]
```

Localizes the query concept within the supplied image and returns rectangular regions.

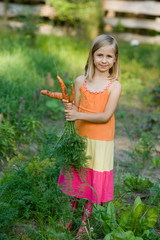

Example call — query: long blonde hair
[85,34,120,81]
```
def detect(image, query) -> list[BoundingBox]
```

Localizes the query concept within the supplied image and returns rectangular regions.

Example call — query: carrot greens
[41,75,90,177]
[53,121,90,176]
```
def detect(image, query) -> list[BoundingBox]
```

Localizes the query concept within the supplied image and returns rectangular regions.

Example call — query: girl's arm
[63,75,85,110]
[65,81,122,123]
[74,75,85,108]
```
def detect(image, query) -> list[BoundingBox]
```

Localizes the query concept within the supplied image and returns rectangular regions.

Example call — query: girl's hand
[62,99,73,110]
[65,105,78,121]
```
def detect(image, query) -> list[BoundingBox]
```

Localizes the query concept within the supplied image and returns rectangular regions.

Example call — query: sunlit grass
[0,49,40,83]
[36,34,90,79]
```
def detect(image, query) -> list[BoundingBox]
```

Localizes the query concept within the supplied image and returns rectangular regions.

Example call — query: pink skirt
[58,138,114,205]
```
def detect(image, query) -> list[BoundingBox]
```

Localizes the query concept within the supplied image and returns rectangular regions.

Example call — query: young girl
[58,34,122,238]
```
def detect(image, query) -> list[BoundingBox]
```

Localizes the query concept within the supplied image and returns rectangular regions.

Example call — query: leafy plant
[133,132,154,168]
[149,156,160,170]
[113,19,125,32]
[15,116,41,141]
[0,155,69,233]
[95,197,159,240]
[0,121,17,159]
[123,174,153,193]
[140,115,158,132]
[150,83,160,106]
[48,0,103,38]
[51,121,90,177]
[14,11,39,47]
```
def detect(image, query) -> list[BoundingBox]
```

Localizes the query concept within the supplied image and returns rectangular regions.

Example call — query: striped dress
[58,79,114,205]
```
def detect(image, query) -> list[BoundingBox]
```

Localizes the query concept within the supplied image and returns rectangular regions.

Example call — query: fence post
[4,0,9,23]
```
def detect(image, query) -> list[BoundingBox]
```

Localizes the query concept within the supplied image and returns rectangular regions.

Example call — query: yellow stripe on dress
[86,139,114,172]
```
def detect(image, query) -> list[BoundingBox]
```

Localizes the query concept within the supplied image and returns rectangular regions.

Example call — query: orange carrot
[57,75,70,101]
[41,90,63,100]
[70,82,74,103]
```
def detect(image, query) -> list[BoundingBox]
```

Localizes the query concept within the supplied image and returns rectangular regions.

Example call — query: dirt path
[114,135,160,182]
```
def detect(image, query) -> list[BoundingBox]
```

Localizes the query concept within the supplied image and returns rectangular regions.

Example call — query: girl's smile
[94,45,116,73]
[99,64,108,68]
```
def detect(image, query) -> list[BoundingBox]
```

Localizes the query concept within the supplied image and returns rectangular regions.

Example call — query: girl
[58,34,122,238]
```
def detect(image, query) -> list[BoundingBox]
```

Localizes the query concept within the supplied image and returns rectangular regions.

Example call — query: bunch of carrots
[41,75,74,103]
[41,75,89,176]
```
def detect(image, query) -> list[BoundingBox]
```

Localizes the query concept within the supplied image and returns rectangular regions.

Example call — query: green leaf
[124,231,135,240]
[107,202,116,218]
[119,210,133,230]
[137,175,142,184]
[102,221,111,235]
[133,196,144,219]
[103,233,112,240]
[111,228,125,240]
[145,207,158,228]
[101,211,109,221]
[106,202,117,230]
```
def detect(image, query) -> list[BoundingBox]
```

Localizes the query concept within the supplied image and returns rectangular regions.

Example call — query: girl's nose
[102,57,107,63]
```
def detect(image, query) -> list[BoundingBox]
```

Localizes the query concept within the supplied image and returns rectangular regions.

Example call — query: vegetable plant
[93,196,159,240]
[123,174,153,192]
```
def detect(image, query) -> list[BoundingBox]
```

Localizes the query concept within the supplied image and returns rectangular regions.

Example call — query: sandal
[76,224,88,239]
[65,220,73,231]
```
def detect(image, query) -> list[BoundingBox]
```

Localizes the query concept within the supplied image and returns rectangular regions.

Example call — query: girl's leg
[76,200,93,238]
[66,198,79,230]
[70,199,79,213]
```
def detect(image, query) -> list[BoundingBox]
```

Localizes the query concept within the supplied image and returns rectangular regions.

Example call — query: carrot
[69,82,74,103]
[41,90,63,100]
[57,75,70,101]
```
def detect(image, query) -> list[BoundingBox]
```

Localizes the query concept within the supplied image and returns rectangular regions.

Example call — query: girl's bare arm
[65,81,122,123]
[63,75,85,110]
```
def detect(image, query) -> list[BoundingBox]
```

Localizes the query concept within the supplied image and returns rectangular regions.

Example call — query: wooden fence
[0,2,55,19]
[0,1,58,35]
[1,1,160,44]
[103,0,160,44]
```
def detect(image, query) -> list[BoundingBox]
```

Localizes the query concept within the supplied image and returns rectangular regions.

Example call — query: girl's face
[93,45,116,73]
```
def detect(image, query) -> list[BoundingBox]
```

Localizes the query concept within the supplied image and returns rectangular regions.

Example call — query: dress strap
[106,81,113,88]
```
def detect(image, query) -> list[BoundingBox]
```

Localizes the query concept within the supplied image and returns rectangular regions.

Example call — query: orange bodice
[76,81,115,141]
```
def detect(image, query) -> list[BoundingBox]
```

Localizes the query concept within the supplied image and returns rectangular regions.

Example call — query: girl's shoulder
[75,75,86,89]
[111,80,121,89]
[109,80,122,94]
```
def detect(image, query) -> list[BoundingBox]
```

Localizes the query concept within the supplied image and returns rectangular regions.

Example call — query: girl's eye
[107,55,112,58]
[97,54,103,57]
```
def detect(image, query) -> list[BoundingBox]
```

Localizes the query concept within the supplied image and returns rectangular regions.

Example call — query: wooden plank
[12,0,45,3]
[114,32,160,44]
[103,1,160,16]
[104,17,160,32]
[3,21,160,44]
[0,2,5,16]
[0,2,55,18]
[3,21,69,36]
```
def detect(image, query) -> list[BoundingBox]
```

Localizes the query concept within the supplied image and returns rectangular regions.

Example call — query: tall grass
[0,34,91,121]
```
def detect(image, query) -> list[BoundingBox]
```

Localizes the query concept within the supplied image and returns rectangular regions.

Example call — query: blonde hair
[85,34,120,81]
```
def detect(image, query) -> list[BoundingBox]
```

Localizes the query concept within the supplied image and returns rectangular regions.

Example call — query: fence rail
[103,0,160,44]
[0,2,55,18]
[1,1,160,44]
[103,1,160,16]
[104,17,160,32]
